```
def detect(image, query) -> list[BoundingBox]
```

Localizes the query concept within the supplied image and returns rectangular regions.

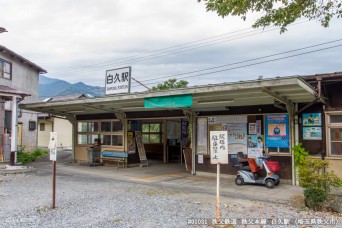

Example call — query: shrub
[17,148,48,164]
[293,143,309,167]
[304,188,328,211]
[298,157,342,192]
[297,156,342,211]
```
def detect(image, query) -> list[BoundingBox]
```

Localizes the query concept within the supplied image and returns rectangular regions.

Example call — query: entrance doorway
[129,118,189,164]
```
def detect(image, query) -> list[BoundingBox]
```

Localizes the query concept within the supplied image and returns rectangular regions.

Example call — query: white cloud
[1,0,341,90]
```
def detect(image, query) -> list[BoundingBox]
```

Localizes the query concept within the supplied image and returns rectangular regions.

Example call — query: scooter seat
[247,158,260,173]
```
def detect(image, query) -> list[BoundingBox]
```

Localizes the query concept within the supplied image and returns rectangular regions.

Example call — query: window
[29,121,36,131]
[77,120,124,146]
[100,120,123,146]
[0,58,12,79]
[40,123,45,131]
[142,123,162,143]
[77,121,99,145]
[327,113,342,156]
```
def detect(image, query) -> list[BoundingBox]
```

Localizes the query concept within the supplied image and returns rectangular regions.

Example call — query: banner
[227,123,247,154]
[144,94,192,108]
[265,114,289,148]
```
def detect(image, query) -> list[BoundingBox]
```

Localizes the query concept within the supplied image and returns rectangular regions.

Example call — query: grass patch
[17,148,48,164]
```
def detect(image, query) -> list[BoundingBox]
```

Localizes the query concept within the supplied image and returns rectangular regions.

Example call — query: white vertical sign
[105,66,131,95]
[48,132,57,161]
[210,131,228,164]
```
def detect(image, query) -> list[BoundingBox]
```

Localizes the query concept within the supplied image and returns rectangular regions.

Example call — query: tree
[198,0,342,33]
[150,78,189,91]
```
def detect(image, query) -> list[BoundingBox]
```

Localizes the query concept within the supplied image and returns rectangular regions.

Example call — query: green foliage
[17,148,48,164]
[304,187,328,211]
[298,156,342,211]
[298,157,342,193]
[151,79,189,91]
[198,0,342,33]
[292,143,309,167]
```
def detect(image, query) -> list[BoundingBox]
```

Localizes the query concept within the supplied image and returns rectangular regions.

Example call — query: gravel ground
[0,172,341,228]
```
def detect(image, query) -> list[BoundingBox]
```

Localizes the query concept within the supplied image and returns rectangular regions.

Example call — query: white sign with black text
[105,66,131,95]
[48,132,57,161]
[210,131,228,164]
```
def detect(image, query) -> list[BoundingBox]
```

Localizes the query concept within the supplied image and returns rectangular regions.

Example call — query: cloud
[1,0,341,91]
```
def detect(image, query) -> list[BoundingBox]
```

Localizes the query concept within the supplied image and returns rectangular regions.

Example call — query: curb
[0,167,37,175]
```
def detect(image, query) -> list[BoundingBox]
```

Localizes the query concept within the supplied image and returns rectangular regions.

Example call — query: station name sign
[105,66,131,95]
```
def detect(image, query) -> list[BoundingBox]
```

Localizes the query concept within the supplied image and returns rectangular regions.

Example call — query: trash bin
[87,147,101,166]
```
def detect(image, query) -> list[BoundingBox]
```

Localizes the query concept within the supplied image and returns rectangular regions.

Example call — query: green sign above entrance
[144,94,192,108]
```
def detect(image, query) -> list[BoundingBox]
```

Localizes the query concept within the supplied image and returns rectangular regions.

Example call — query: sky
[1,0,342,92]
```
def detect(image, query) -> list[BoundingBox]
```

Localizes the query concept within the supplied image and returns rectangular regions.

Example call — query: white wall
[37,118,72,149]
[54,118,72,149]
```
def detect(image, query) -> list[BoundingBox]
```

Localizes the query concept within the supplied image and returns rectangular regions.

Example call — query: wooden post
[216,163,221,221]
[52,160,56,209]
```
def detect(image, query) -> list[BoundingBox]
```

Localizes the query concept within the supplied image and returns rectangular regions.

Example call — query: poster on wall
[247,135,263,159]
[196,117,208,154]
[303,127,322,140]
[265,114,289,148]
[249,123,257,135]
[180,118,189,148]
[227,123,247,154]
[302,113,321,126]
[256,120,262,135]
[247,135,264,149]
[127,131,136,154]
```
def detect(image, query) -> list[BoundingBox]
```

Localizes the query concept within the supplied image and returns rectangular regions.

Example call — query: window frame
[40,123,45,131]
[99,120,123,147]
[28,121,36,131]
[0,58,12,80]
[77,121,100,145]
[142,122,162,144]
[76,120,124,147]
[326,111,342,157]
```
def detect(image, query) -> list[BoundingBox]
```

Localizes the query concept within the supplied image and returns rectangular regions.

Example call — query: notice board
[135,131,148,166]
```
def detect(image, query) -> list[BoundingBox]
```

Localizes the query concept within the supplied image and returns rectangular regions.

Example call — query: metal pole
[191,112,197,175]
[52,159,56,209]
[216,163,221,221]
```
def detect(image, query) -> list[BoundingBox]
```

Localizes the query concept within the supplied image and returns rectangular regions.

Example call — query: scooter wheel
[265,179,275,189]
[235,177,244,186]
[275,180,280,186]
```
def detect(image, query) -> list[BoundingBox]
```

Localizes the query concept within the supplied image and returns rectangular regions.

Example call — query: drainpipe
[293,103,299,185]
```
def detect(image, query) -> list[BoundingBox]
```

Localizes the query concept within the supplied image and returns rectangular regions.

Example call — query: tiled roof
[0,45,47,73]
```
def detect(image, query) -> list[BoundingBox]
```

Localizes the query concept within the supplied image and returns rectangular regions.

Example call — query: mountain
[39,75,105,98]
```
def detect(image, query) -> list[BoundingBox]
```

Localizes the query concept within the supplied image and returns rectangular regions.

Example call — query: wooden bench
[100,151,128,168]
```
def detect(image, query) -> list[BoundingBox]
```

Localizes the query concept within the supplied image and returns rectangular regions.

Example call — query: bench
[100,151,128,168]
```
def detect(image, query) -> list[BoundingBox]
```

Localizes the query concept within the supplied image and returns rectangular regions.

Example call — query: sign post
[48,132,57,209]
[210,131,228,223]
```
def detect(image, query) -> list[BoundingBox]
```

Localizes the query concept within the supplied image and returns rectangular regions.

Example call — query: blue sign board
[265,114,289,148]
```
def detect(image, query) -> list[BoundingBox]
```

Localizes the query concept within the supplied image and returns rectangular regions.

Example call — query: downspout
[294,103,299,185]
